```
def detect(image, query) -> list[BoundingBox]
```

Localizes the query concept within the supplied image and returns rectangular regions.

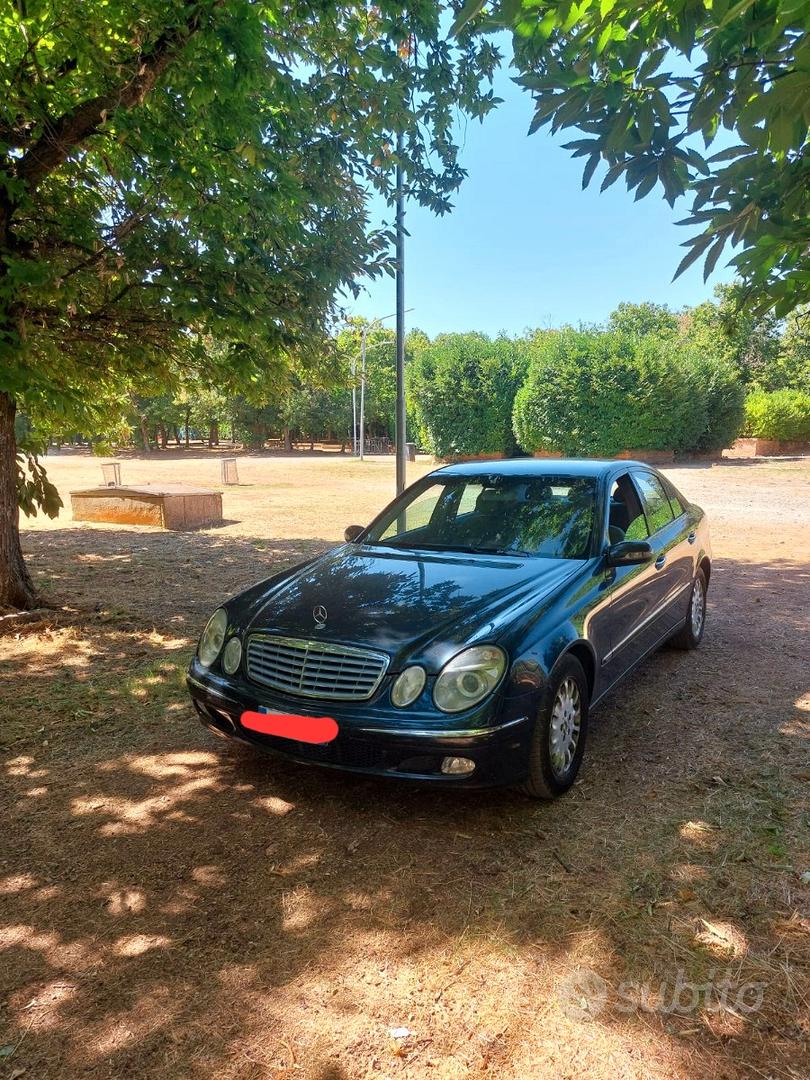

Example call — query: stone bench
[70,485,223,529]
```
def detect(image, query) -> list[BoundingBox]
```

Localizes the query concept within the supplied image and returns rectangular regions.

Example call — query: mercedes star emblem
[313,605,328,629]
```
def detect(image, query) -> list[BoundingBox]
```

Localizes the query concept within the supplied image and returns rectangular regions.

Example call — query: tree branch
[57,206,152,283]
[14,2,216,192]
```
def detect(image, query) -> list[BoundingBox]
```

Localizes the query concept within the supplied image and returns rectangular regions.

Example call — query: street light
[357,333,392,460]
[349,308,412,460]
[395,128,406,494]
[347,104,409,486]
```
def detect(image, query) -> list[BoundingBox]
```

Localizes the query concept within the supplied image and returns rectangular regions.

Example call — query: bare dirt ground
[1,451,808,1080]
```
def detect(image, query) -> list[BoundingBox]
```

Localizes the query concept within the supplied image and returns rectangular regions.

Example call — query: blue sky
[346,62,731,338]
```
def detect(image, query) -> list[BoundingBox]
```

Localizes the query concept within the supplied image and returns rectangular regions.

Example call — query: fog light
[441,756,476,776]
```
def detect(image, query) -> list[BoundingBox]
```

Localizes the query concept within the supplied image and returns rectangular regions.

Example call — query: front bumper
[186,660,534,788]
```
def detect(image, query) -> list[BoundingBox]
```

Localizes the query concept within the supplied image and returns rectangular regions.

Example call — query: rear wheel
[671,568,707,650]
[518,654,589,799]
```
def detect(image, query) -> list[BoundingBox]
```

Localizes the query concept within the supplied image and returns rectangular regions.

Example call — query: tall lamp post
[394,128,406,495]
[349,309,411,460]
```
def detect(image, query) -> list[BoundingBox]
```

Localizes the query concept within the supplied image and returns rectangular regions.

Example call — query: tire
[518,654,589,800]
[671,567,707,650]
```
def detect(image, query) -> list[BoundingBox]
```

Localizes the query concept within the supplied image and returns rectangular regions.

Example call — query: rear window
[662,478,689,518]
[633,471,676,535]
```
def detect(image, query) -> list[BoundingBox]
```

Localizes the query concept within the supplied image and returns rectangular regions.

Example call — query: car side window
[456,483,484,517]
[633,471,676,536]
[379,486,445,540]
[662,478,688,518]
[608,474,649,543]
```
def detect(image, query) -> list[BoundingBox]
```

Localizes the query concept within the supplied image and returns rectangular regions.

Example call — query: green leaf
[582,153,600,189]
[637,47,668,82]
[768,108,799,154]
[528,107,550,135]
[634,168,658,201]
[596,22,613,54]
[703,234,729,281]
[673,231,716,279]
[683,147,710,175]
[535,11,558,41]
[637,101,654,145]
[450,0,487,37]
[708,145,754,162]
[600,160,626,191]
[717,0,757,27]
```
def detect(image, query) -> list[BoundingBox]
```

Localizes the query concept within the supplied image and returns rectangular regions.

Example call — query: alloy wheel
[691,577,705,636]
[549,676,581,778]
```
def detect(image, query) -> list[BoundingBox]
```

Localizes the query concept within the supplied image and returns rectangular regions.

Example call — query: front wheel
[671,568,707,650]
[518,654,589,799]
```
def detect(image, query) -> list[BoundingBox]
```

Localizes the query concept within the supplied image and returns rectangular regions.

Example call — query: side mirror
[605,539,653,567]
[344,525,364,543]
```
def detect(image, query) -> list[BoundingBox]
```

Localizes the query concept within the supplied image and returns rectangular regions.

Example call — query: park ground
[1,451,808,1080]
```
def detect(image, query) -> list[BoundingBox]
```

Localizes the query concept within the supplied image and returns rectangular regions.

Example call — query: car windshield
[364,474,597,559]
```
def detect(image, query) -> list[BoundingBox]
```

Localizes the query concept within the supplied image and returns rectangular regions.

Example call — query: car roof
[431,458,652,480]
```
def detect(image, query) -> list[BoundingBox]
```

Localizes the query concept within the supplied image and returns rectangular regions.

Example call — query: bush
[743,389,810,442]
[513,329,707,456]
[687,357,746,452]
[608,301,679,339]
[407,333,529,457]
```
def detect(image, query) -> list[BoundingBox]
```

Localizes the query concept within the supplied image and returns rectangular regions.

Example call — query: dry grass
[1,450,808,1079]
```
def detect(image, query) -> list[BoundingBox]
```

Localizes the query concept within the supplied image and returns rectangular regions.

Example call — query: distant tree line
[38,321,407,453]
[38,288,809,458]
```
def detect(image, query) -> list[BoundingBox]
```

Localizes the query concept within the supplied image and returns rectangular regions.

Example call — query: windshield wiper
[378,542,454,552]
[379,541,533,558]
[454,545,534,558]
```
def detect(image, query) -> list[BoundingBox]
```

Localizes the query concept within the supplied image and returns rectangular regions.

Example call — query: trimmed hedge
[407,333,529,457]
[690,356,746,452]
[743,389,810,442]
[513,330,710,456]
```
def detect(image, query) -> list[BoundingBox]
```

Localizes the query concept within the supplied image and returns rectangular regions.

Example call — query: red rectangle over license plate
[240,710,338,744]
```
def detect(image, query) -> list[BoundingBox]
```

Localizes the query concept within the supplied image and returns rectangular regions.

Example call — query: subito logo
[557,967,608,1020]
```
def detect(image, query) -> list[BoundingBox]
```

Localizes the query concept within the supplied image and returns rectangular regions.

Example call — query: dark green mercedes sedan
[187,459,711,798]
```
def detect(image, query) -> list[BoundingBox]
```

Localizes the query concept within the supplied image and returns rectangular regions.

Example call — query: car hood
[236,545,581,670]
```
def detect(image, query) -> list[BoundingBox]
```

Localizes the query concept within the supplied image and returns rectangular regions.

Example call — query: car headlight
[391,665,426,707]
[198,608,227,668]
[222,635,242,675]
[433,645,507,713]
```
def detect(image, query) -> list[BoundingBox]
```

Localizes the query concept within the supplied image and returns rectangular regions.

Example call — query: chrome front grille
[245,635,389,702]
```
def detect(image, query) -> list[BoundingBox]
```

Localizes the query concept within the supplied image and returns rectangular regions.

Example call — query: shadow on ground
[1,531,807,1079]
[21,528,331,628]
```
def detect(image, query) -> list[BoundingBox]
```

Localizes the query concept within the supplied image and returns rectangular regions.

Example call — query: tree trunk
[0,392,37,611]
[283,426,292,452]
[185,407,190,448]
[139,417,151,451]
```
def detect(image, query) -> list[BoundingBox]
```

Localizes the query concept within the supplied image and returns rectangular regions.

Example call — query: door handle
[687,531,697,544]
[655,554,667,569]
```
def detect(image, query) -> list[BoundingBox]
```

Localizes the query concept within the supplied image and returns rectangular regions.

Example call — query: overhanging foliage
[0,0,502,607]
[455,0,810,317]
